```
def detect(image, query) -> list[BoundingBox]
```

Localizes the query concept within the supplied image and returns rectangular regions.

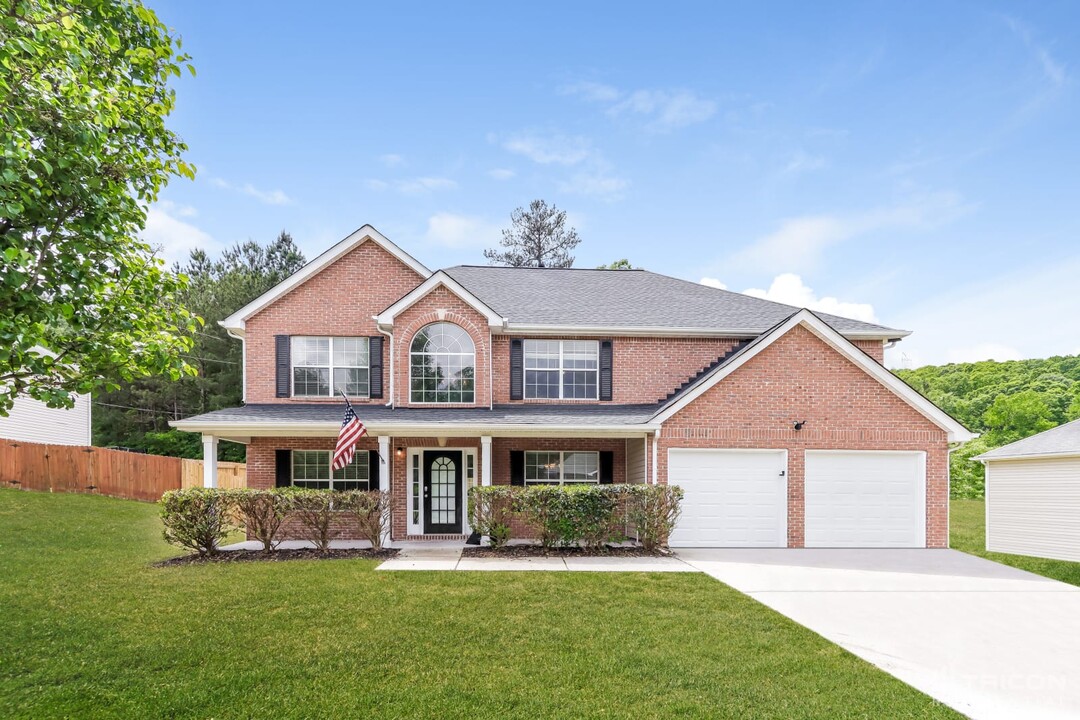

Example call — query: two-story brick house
[172,225,973,547]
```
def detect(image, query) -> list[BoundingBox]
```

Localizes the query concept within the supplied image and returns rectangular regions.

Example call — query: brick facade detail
[244,239,424,404]
[657,325,948,548]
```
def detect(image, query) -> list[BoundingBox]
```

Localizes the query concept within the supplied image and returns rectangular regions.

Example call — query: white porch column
[480,436,492,486]
[202,434,218,488]
[378,435,392,548]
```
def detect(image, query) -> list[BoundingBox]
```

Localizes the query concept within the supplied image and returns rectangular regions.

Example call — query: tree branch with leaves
[484,199,581,268]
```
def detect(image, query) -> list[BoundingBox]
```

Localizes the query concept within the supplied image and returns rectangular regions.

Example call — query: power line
[92,400,186,416]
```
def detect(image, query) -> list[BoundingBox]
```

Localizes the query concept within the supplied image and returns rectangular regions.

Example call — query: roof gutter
[169,419,660,438]
[498,323,910,340]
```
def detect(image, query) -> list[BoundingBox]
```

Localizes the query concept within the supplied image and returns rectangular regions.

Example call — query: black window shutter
[275,335,291,398]
[510,450,525,486]
[369,336,384,399]
[368,450,380,490]
[275,449,292,487]
[599,451,614,484]
[510,339,524,400]
[599,340,613,401]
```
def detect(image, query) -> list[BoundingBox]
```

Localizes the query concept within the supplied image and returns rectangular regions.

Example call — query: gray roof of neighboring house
[175,403,660,427]
[976,419,1080,461]
[442,266,906,337]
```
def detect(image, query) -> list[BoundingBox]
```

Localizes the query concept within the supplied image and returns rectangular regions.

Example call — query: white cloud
[558,171,628,201]
[379,153,405,167]
[779,150,828,177]
[743,273,878,323]
[141,201,219,264]
[731,192,971,275]
[487,168,515,180]
[365,177,458,194]
[501,132,593,165]
[210,177,291,205]
[699,277,727,289]
[1003,16,1068,88]
[423,212,501,249]
[562,82,716,131]
[885,257,1080,369]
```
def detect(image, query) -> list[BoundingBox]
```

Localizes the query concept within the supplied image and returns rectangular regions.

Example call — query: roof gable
[977,419,1080,461]
[375,271,506,328]
[220,225,430,334]
[651,309,975,442]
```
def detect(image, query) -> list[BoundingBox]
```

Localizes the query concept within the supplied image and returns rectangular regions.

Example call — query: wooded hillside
[895,356,1080,497]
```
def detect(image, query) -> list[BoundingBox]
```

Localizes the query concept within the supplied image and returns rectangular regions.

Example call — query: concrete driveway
[677,549,1080,720]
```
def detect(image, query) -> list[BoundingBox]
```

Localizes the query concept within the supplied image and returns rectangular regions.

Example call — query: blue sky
[145,1,1080,368]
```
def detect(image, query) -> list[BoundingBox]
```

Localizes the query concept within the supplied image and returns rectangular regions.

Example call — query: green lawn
[951,498,1080,587]
[0,490,959,719]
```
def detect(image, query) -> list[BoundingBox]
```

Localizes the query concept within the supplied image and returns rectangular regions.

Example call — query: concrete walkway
[376,543,696,572]
[678,548,1080,720]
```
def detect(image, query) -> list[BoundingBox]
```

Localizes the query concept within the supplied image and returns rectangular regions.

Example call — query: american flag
[332,395,368,471]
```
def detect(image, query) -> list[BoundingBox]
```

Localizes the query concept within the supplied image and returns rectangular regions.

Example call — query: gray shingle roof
[442,266,905,337]
[176,403,659,427]
[976,419,1080,460]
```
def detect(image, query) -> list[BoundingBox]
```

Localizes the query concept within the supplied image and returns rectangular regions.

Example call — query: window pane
[292,337,329,367]
[562,370,597,400]
[333,451,370,481]
[294,367,329,396]
[563,452,599,482]
[333,337,368,368]
[293,450,330,483]
[333,367,369,397]
[410,323,475,403]
[526,369,560,399]
[525,451,561,482]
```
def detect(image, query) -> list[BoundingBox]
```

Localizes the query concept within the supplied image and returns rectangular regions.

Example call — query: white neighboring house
[0,393,92,446]
[978,419,1080,562]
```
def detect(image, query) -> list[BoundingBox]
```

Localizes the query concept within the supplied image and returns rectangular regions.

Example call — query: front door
[423,450,463,534]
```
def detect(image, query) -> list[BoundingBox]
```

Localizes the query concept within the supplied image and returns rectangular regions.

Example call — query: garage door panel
[805,451,925,548]
[669,449,787,548]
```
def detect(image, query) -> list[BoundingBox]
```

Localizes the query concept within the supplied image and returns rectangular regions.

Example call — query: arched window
[410,322,476,403]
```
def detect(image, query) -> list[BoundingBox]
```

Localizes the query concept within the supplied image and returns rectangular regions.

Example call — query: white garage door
[668,449,787,547]
[804,450,926,548]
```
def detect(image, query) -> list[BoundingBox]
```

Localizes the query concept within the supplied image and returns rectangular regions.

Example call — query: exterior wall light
[793,420,806,431]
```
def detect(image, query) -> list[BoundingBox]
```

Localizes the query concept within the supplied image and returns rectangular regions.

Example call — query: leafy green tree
[983,390,1055,440]
[598,259,636,270]
[485,199,580,268]
[93,233,307,460]
[0,0,199,415]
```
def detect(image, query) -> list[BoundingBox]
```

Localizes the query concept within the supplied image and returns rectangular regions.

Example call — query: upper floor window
[292,337,369,398]
[524,340,598,399]
[410,323,475,403]
[525,450,599,485]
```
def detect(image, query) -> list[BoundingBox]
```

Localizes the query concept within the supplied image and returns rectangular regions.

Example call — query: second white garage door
[668,449,787,547]
[804,450,926,548]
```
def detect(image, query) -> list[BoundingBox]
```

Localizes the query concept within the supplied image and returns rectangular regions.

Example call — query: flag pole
[340,390,385,464]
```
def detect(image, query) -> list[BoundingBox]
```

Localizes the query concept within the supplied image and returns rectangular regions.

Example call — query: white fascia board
[978,451,1080,463]
[651,309,975,443]
[499,322,908,341]
[169,419,658,438]
[375,271,506,328]
[219,225,431,335]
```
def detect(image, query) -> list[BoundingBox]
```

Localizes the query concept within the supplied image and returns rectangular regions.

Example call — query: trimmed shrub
[515,485,622,549]
[284,488,341,552]
[159,488,234,556]
[228,488,289,553]
[468,486,517,548]
[622,485,683,552]
[337,490,392,550]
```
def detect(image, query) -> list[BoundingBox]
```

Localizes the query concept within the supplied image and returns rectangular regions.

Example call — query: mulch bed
[462,545,670,559]
[155,547,399,567]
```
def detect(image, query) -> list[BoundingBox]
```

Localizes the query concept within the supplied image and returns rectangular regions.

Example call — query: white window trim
[291,336,371,399]
[409,324,477,404]
[524,340,600,400]
[291,449,370,490]
[524,450,601,485]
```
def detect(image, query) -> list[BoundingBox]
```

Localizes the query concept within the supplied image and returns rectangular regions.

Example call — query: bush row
[468,484,683,552]
[159,487,391,556]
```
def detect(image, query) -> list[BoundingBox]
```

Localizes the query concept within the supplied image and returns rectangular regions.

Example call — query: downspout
[376,325,394,408]
[488,328,494,410]
[651,428,661,485]
[226,328,246,404]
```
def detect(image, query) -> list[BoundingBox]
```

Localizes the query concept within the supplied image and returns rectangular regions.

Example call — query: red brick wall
[391,285,491,408]
[852,338,885,364]
[244,239,425,404]
[490,335,744,405]
[657,324,948,548]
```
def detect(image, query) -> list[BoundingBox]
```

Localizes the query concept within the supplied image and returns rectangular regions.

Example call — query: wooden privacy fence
[0,440,245,502]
